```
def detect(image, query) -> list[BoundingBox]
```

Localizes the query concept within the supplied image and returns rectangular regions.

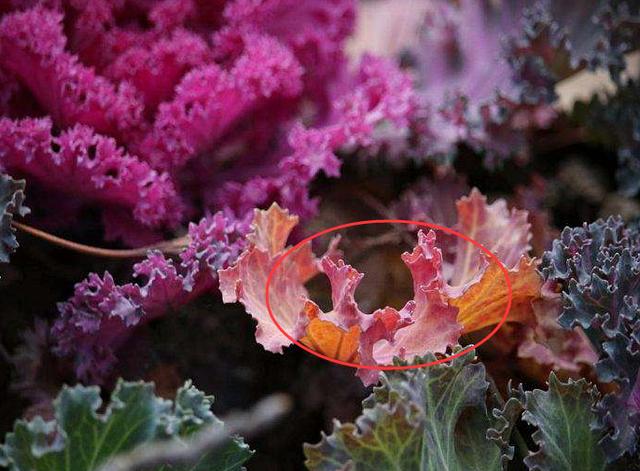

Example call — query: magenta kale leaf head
[0,0,416,244]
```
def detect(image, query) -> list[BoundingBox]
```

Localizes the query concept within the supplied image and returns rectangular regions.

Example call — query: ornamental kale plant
[0,0,639,469]
[0,380,253,471]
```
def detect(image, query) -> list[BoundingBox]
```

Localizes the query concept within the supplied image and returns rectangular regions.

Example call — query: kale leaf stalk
[12,221,189,258]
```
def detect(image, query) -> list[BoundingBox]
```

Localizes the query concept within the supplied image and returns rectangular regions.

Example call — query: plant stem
[12,221,188,259]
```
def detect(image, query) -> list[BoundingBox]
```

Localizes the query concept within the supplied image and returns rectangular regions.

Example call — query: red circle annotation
[265,219,513,371]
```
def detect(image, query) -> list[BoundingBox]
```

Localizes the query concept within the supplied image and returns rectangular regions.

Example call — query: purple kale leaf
[541,216,640,461]
[52,212,245,384]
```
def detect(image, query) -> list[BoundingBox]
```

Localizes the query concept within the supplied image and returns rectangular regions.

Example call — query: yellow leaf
[300,302,360,363]
[452,257,541,333]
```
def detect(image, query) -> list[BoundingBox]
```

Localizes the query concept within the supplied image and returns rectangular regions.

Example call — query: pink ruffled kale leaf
[0,6,145,141]
[218,204,323,354]
[0,117,183,234]
[221,189,598,385]
[367,231,460,375]
[219,204,460,385]
[209,54,417,223]
[134,31,304,171]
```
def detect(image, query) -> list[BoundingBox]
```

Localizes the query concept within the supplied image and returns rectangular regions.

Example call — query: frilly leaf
[521,373,605,471]
[53,212,244,384]
[218,203,322,354]
[368,231,461,378]
[451,188,531,286]
[452,256,541,332]
[486,385,526,469]
[304,351,510,471]
[0,380,252,470]
[541,216,640,461]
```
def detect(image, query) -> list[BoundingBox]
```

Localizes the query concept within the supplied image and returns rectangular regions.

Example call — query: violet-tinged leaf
[541,217,639,342]
[52,212,244,384]
[541,216,640,461]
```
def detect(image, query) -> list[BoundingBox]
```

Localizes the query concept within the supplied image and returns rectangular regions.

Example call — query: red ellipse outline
[265,219,513,370]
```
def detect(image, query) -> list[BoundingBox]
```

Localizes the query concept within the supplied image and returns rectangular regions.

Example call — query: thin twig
[353,189,394,218]
[12,221,188,259]
[356,230,403,251]
[97,393,291,471]
[352,189,417,246]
